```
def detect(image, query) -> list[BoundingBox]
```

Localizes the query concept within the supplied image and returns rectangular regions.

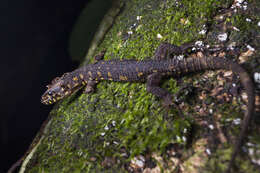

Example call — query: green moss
[26,0,259,172]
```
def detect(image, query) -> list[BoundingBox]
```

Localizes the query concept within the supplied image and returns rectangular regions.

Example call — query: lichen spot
[97,71,102,77]
[119,75,128,81]
[88,71,92,77]
[138,72,143,77]
[73,76,78,81]
[152,69,158,73]
[79,74,84,79]
[107,72,112,77]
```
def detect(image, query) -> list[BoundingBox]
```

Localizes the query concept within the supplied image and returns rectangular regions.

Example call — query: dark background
[0,0,111,172]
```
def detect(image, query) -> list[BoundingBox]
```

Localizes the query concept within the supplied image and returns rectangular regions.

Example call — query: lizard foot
[162,94,184,118]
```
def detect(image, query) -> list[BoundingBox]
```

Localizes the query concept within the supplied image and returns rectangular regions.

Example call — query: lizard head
[41,73,82,105]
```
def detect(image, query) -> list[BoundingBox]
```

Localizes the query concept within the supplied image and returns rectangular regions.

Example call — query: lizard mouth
[41,84,83,105]
[41,85,65,105]
[41,91,59,105]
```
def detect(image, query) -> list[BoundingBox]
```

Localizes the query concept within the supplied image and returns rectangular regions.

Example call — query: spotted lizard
[41,43,255,173]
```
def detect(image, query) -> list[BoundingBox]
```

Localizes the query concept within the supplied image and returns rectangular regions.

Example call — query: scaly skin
[41,43,255,173]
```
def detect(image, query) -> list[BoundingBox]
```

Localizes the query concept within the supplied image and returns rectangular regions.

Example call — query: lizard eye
[51,77,60,84]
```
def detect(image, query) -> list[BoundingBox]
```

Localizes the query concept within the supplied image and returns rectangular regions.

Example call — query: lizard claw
[162,94,184,118]
[162,94,174,108]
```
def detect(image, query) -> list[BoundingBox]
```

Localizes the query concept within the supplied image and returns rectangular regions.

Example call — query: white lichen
[112,120,116,126]
[101,132,105,136]
[199,29,207,35]
[208,124,214,130]
[136,16,142,20]
[254,72,260,84]
[247,45,255,51]
[233,26,240,31]
[182,136,187,142]
[217,33,228,42]
[104,125,109,130]
[131,156,145,168]
[157,33,163,39]
[233,118,241,125]
[195,40,204,47]
[246,18,252,22]
[127,31,133,35]
[206,148,211,155]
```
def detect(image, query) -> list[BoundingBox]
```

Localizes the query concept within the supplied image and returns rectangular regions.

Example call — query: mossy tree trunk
[21,0,259,172]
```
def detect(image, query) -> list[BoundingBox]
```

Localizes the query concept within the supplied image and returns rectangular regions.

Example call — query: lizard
[41,42,255,173]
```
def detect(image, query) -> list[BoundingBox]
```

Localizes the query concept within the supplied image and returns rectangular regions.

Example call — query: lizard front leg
[146,73,184,117]
[83,51,106,93]
[83,80,98,94]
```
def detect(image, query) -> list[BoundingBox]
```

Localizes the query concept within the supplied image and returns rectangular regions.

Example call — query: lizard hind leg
[154,42,194,60]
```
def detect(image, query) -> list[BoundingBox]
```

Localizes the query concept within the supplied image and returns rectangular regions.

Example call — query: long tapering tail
[194,56,255,172]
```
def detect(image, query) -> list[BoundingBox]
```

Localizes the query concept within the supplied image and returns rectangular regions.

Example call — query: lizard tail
[223,58,254,173]
[201,56,255,172]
